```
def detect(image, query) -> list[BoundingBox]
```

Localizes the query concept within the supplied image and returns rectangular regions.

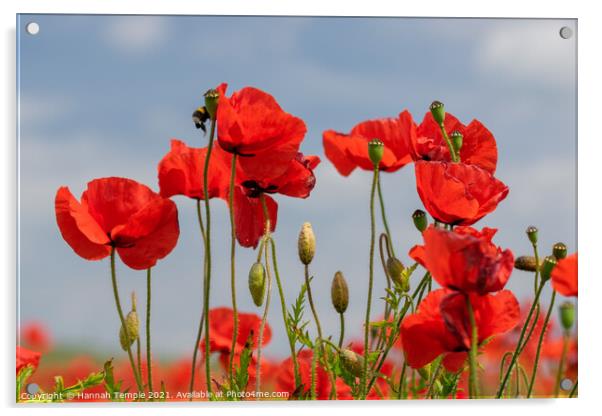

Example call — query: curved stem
[554,331,570,397]
[338,312,345,349]
[146,267,154,393]
[255,236,273,394]
[361,165,379,399]
[376,177,395,257]
[202,117,217,397]
[526,290,556,397]
[228,154,238,383]
[109,249,144,393]
[466,295,479,398]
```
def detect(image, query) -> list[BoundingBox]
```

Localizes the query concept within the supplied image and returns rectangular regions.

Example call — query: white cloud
[103,16,169,54]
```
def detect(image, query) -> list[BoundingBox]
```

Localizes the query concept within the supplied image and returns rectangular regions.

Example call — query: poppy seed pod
[553,242,568,260]
[331,271,349,314]
[526,225,538,245]
[412,209,428,232]
[298,222,316,265]
[514,255,540,272]
[340,349,364,378]
[540,255,557,282]
[119,310,139,351]
[429,100,445,125]
[368,139,384,166]
[248,262,266,307]
[204,88,219,119]
[559,302,575,331]
[450,130,463,153]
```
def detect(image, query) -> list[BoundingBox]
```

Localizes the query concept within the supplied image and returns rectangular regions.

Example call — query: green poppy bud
[526,225,538,245]
[559,302,575,331]
[412,209,428,232]
[298,222,316,265]
[540,255,557,282]
[514,255,540,272]
[331,271,349,314]
[450,130,463,153]
[386,257,409,291]
[429,100,445,125]
[340,349,364,378]
[204,88,220,120]
[248,262,266,307]
[119,309,139,351]
[553,242,568,260]
[368,138,384,166]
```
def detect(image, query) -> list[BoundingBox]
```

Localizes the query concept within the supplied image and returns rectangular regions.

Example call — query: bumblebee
[192,106,210,133]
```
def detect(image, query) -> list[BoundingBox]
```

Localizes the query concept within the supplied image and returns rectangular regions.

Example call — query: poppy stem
[146,267,154,394]
[361,164,379,399]
[188,199,206,399]
[202,116,217,398]
[228,153,238,385]
[496,281,546,398]
[532,241,540,295]
[526,290,556,397]
[310,340,318,399]
[255,235,273,395]
[438,123,459,163]
[338,312,345,349]
[553,330,570,397]
[466,295,479,399]
[569,380,578,398]
[396,362,407,399]
[109,248,144,394]
[376,177,395,257]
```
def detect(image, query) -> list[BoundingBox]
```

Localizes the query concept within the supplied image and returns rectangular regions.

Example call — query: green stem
[188,199,206,398]
[425,359,442,399]
[146,267,154,393]
[255,236,273,394]
[310,341,318,399]
[466,295,479,398]
[338,312,345,349]
[228,153,238,383]
[497,281,546,398]
[396,362,407,399]
[361,165,379,399]
[532,242,540,295]
[438,122,459,162]
[109,249,144,393]
[526,290,556,397]
[553,331,570,397]
[569,381,578,398]
[202,117,217,397]
[376,177,395,257]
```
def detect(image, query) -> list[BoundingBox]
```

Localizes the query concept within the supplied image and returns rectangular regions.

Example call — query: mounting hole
[559,26,573,39]
[26,22,40,35]
[560,378,573,391]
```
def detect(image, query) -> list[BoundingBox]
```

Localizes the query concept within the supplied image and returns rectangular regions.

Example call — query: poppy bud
[331,271,349,314]
[340,349,364,377]
[298,222,316,265]
[553,242,568,260]
[119,310,139,351]
[248,262,266,307]
[450,130,463,153]
[559,302,575,331]
[540,255,557,282]
[368,139,384,166]
[429,100,445,125]
[386,257,409,292]
[526,226,538,245]
[412,209,428,232]
[514,255,540,272]
[204,88,220,120]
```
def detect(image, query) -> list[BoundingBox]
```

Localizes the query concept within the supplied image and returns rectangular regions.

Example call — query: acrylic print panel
[16,14,577,402]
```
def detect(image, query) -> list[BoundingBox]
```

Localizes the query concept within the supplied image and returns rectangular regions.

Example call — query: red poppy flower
[551,252,578,297]
[157,139,234,200]
[412,112,498,173]
[409,225,514,294]
[17,346,41,374]
[414,160,509,226]
[216,83,307,179]
[200,307,271,355]
[21,322,52,352]
[233,187,277,248]
[400,289,520,370]
[55,177,180,270]
[322,111,415,176]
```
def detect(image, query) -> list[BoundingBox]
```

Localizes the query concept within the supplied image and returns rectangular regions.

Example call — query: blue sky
[17,15,576,359]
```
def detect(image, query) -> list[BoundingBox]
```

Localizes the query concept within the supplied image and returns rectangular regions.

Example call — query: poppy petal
[551,253,578,297]
[233,187,277,248]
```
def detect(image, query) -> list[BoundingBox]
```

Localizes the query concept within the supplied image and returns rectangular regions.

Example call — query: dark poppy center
[241,180,278,198]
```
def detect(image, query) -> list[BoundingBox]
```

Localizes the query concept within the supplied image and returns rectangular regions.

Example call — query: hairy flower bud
[204,88,220,120]
[331,271,349,314]
[559,302,575,331]
[429,100,445,125]
[412,209,428,232]
[248,262,266,307]
[386,257,409,291]
[514,255,540,272]
[119,310,139,351]
[450,130,463,153]
[368,139,384,166]
[553,242,568,260]
[298,222,316,265]
[340,349,364,377]
[526,225,538,245]
[540,255,557,282]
